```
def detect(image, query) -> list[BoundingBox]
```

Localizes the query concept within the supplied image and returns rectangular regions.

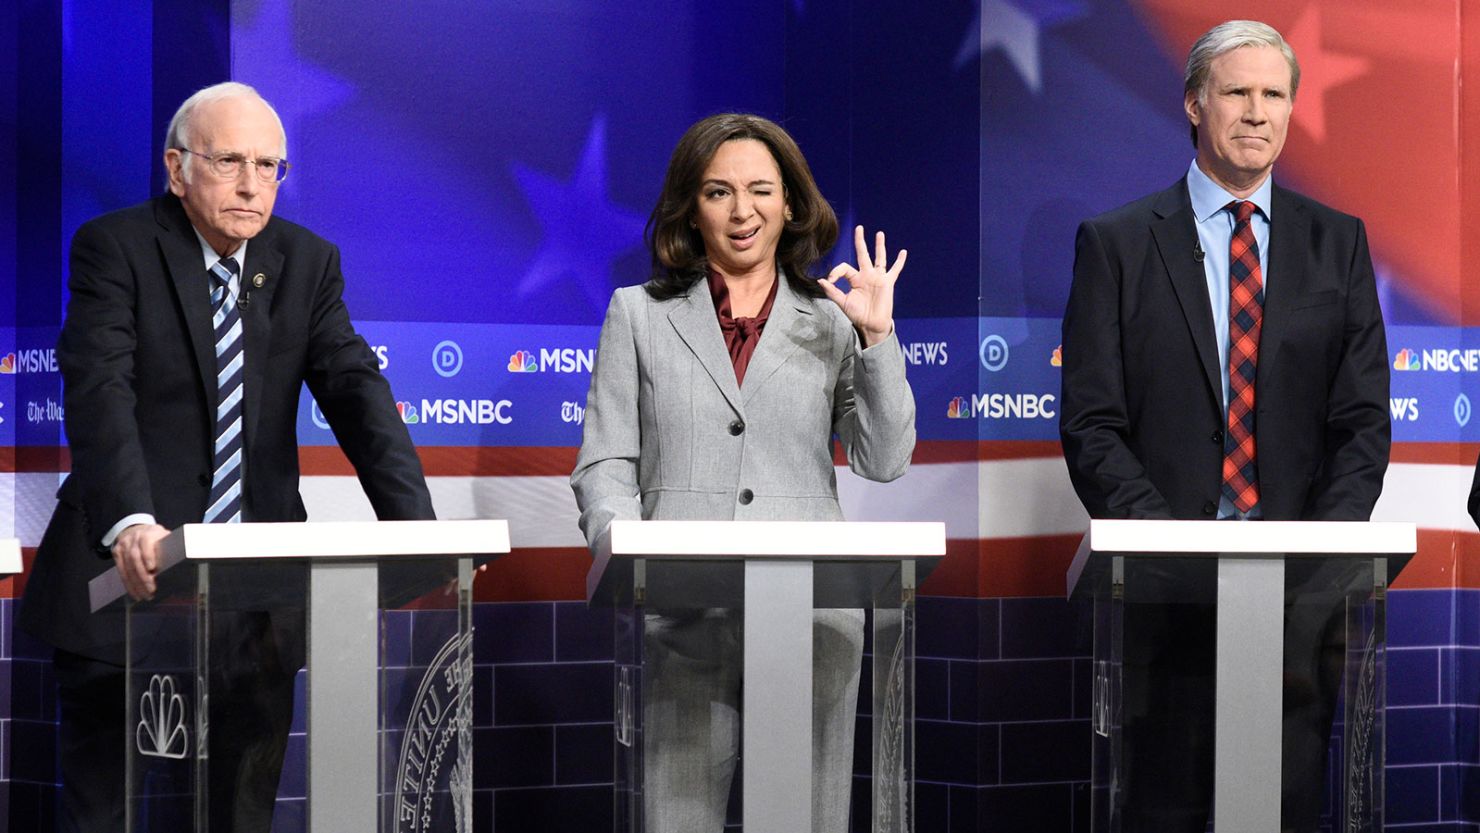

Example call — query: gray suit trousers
[642,607,865,833]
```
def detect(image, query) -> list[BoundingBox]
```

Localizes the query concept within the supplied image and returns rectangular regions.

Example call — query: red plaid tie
[1223,200,1263,514]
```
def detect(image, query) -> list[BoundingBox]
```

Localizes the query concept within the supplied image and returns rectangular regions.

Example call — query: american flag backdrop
[3,0,1480,828]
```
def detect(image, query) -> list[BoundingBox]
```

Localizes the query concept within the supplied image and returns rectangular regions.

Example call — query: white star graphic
[959,0,1087,94]
[959,0,1043,92]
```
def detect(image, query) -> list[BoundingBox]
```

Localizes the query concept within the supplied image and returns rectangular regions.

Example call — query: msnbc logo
[1051,345,1062,367]
[0,353,14,374]
[396,402,421,424]
[1393,349,1420,371]
[508,350,538,372]
[947,396,972,419]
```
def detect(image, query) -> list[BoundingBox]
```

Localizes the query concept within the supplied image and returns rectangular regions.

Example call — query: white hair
[165,82,287,182]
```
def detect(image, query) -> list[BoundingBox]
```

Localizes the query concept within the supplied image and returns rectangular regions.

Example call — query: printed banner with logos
[296,322,598,447]
[0,328,66,448]
[303,316,1059,446]
[11,320,1480,450]
[1385,325,1480,442]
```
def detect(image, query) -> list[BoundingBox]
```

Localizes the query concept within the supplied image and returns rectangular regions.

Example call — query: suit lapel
[1256,185,1309,380]
[741,276,815,406]
[668,283,744,415]
[1149,182,1224,409]
[155,197,218,416]
[240,231,283,452]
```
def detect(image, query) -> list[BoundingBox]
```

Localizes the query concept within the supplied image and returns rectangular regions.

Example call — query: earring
[689,220,698,229]
[785,207,794,221]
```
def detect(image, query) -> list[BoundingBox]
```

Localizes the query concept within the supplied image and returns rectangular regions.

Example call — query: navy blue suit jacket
[1060,179,1390,521]
[21,193,434,664]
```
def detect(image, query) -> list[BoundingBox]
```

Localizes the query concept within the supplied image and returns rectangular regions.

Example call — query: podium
[87,519,509,833]
[587,520,944,833]
[1067,520,1415,832]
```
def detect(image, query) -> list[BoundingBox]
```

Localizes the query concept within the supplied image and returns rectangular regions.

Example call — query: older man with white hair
[21,81,435,832]
[1060,19,1389,833]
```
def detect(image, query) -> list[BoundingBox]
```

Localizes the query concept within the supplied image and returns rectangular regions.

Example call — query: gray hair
[165,82,287,181]
[1183,20,1299,148]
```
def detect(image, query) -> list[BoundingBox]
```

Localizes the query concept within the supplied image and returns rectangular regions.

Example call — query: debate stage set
[4,0,1480,831]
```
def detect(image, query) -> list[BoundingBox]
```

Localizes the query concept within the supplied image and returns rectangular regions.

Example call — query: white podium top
[89,519,509,612]
[591,520,946,601]
[0,539,21,575]
[1066,519,1418,597]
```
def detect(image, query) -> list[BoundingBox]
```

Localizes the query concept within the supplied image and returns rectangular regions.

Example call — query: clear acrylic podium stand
[586,520,945,833]
[1066,519,1415,832]
[87,519,509,833]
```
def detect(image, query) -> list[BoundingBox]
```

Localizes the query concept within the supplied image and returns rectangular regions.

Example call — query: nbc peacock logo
[947,396,972,419]
[0,353,14,374]
[507,350,538,373]
[136,675,190,760]
[1050,345,1062,367]
[1393,349,1420,372]
[397,401,420,424]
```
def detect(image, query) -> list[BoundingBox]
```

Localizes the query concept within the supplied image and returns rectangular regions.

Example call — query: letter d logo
[980,335,1009,372]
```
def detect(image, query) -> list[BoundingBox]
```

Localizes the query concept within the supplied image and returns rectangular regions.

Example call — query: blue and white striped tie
[203,257,244,524]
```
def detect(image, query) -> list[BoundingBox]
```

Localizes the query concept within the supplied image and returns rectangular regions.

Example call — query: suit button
[729,420,745,436]
[198,473,211,487]
[1202,501,1217,516]
[1210,430,1223,445]
[738,489,754,505]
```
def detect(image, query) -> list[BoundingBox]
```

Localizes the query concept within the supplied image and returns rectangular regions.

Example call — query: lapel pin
[253,273,266,288]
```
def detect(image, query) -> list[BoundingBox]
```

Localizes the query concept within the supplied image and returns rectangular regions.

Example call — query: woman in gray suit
[571,112,915,833]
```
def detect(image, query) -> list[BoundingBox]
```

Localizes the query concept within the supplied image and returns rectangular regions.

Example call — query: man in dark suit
[1059,20,1389,833]
[20,82,434,833]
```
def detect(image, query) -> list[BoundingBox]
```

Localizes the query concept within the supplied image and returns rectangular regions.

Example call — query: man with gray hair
[1060,19,1388,831]
[21,82,435,832]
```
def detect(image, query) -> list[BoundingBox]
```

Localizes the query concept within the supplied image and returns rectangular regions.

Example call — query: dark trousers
[54,648,127,833]
[1118,560,1349,833]
[54,610,300,833]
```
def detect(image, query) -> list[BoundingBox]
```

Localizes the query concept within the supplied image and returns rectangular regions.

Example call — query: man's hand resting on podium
[112,523,168,601]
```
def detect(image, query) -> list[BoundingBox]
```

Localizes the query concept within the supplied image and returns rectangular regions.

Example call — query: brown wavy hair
[644,113,838,300]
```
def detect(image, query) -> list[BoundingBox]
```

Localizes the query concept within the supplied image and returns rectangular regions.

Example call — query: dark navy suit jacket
[21,192,434,664]
[1060,178,1390,521]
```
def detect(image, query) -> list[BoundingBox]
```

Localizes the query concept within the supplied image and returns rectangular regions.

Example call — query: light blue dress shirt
[1185,160,1271,519]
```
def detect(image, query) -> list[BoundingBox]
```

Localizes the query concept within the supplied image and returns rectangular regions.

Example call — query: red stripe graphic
[3,441,1475,475]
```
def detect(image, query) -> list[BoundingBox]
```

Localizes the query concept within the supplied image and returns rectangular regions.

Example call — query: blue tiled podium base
[0,592,1476,832]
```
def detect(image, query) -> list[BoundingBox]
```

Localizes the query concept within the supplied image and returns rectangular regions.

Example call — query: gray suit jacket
[572,274,916,549]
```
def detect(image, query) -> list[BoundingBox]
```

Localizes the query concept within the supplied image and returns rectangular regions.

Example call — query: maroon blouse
[707,270,779,385]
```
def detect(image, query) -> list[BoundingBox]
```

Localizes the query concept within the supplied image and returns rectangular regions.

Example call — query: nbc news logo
[1393,347,1480,372]
[508,350,538,373]
[947,396,972,419]
[1393,349,1420,371]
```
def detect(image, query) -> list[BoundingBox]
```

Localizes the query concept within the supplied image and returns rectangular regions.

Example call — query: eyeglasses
[177,148,291,183]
